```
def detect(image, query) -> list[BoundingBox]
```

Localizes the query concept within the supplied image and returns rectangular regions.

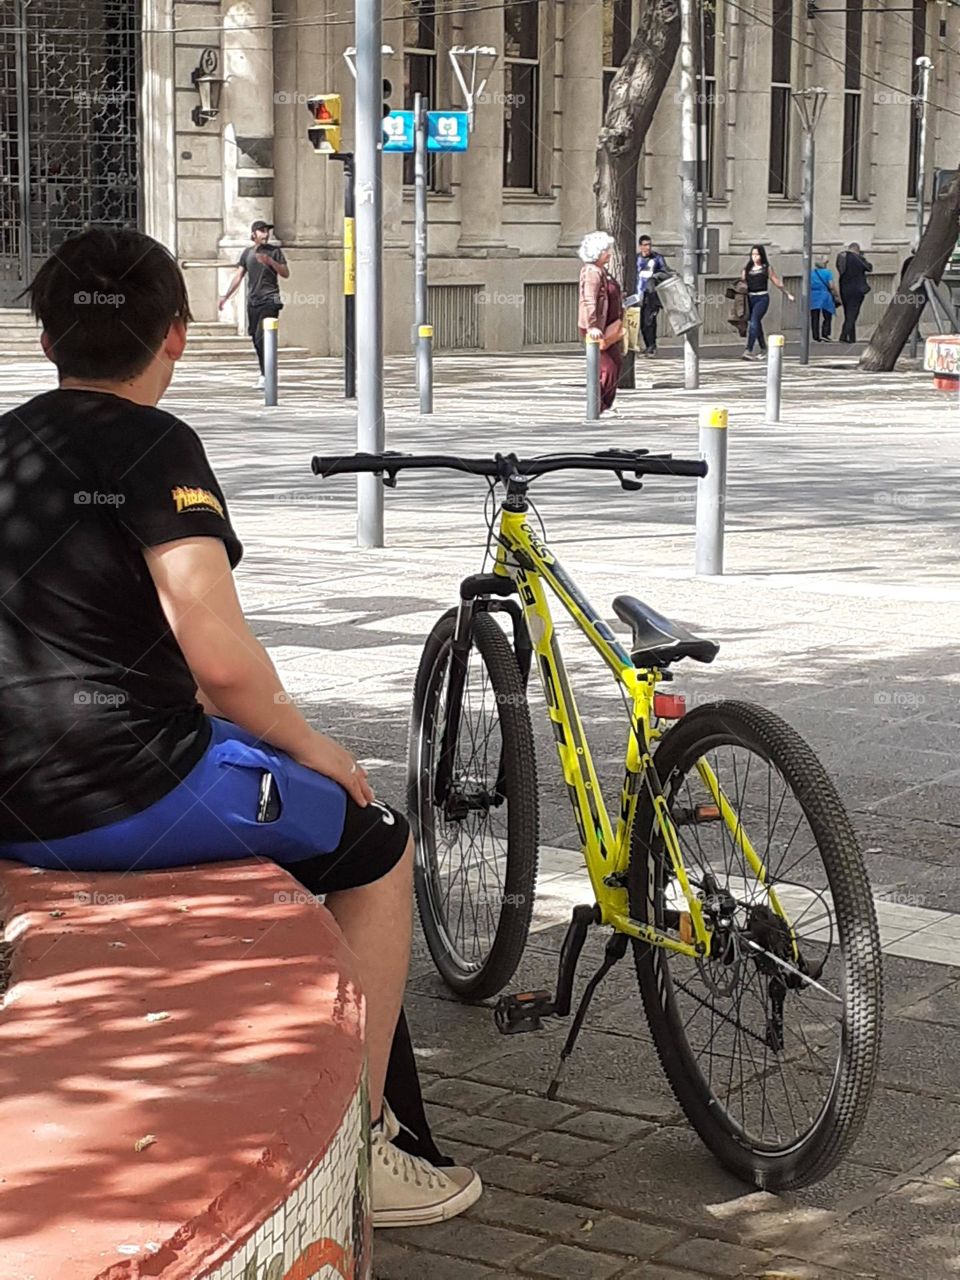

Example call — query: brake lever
[377,449,407,487]
[615,472,644,492]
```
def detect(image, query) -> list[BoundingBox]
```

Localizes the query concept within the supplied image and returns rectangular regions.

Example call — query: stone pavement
[3,347,960,1278]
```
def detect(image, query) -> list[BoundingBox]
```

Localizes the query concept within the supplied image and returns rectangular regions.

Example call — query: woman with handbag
[578,231,625,416]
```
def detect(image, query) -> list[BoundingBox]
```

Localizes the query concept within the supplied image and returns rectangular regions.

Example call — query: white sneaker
[371,1101,482,1228]
[601,406,621,417]
[256,374,265,389]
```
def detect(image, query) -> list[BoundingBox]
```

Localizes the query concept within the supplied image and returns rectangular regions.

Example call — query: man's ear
[39,331,57,365]
[163,318,188,364]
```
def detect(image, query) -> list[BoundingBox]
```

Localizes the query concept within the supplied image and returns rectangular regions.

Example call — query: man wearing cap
[219,220,290,388]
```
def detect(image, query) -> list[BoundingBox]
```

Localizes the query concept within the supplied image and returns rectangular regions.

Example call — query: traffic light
[382,78,392,119]
[307,94,342,154]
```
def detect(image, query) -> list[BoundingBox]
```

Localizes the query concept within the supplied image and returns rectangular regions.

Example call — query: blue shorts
[0,717,409,887]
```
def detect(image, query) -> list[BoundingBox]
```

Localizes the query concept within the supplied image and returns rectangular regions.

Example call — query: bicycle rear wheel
[629,699,882,1190]
[408,608,539,1000]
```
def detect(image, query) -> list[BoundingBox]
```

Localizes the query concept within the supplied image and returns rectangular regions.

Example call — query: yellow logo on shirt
[171,486,224,519]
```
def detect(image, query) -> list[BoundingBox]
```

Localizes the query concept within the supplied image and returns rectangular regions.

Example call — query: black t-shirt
[746,265,770,294]
[239,244,287,305]
[0,389,243,841]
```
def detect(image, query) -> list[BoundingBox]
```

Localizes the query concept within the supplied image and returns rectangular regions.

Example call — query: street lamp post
[791,86,828,367]
[911,55,934,360]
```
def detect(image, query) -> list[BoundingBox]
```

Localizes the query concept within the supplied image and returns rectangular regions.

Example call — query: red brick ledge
[0,859,368,1280]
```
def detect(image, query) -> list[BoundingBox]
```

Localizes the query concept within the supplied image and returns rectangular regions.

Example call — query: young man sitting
[0,227,480,1227]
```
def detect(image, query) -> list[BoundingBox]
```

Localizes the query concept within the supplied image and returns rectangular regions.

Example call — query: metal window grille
[0,0,140,306]
[428,284,484,349]
[523,282,579,346]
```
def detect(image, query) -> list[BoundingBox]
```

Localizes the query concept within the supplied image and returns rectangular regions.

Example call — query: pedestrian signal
[307,94,342,154]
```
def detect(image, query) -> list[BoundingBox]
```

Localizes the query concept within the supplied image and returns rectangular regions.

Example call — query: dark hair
[24,227,193,381]
[638,234,652,245]
[745,243,769,271]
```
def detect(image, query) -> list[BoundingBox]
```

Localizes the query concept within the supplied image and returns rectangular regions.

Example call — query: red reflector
[653,693,687,719]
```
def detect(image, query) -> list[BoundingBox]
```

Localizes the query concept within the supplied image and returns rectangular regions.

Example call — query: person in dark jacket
[836,242,873,343]
[636,234,668,356]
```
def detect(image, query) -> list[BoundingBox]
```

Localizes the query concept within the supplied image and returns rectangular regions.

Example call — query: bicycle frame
[480,507,796,963]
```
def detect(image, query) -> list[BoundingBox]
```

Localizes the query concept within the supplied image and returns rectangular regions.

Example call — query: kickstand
[546,931,629,1101]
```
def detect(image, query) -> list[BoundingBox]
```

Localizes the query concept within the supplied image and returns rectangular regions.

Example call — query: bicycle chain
[672,975,772,1049]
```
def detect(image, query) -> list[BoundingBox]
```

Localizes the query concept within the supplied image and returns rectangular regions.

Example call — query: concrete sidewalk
[3,350,960,1278]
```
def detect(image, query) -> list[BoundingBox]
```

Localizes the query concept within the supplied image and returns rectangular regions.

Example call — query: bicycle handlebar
[310,450,707,481]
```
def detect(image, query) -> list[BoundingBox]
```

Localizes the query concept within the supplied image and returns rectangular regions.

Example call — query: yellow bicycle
[312,448,883,1190]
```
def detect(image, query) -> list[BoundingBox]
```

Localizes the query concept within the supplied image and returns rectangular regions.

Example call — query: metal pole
[344,153,356,399]
[800,128,814,366]
[911,57,933,360]
[263,317,278,406]
[418,324,434,413]
[414,92,433,413]
[765,334,784,422]
[355,0,384,547]
[695,405,727,575]
[680,0,700,389]
[697,0,709,272]
[585,336,601,421]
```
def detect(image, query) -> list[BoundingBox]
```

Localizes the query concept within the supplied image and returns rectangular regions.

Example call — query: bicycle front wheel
[629,699,882,1190]
[408,608,539,1000]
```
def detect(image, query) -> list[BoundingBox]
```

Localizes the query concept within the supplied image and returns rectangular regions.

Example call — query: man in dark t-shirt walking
[219,218,289,387]
[0,227,481,1228]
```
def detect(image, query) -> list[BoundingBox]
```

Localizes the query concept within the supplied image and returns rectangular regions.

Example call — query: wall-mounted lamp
[191,48,225,127]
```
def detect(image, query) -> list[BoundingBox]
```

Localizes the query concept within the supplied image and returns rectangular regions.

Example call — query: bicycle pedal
[493,989,556,1035]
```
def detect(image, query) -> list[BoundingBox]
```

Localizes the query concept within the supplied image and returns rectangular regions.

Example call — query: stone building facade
[1,0,958,350]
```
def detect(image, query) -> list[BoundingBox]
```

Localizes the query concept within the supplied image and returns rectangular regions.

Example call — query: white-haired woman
[578,231,624,415]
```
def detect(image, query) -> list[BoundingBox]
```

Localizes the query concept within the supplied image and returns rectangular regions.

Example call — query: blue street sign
[426,110,469,152]
[382,110,415,153]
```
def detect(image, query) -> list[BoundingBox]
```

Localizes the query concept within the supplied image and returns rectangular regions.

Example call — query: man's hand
[218,296,228,312]
[293,732,374,807]
[255,252,275,268]
[587,326,603,340]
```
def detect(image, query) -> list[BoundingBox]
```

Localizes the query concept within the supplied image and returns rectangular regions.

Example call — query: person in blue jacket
[636,234,668,356]
[810,254,841,342]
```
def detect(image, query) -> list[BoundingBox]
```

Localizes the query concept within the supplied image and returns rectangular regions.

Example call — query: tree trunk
[859,169,960,372]
[595,0,681,388]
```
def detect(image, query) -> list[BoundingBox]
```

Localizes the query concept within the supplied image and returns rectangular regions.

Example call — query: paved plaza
[4,344,960,1278]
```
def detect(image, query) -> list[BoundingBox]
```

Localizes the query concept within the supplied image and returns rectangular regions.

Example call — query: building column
[558,0,603,248]
[220,0,275,251]
[871,10,913,250]
[140,0,176,250]
[457,0,506,251]
[728,7,770,251]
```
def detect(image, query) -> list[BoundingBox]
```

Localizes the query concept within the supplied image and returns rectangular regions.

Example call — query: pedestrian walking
[741,245,794,360]
[810,253,841,342]
[636,234,668,356]
[219,219,290,388]
[578,231,625,416]
[836,242,873,343]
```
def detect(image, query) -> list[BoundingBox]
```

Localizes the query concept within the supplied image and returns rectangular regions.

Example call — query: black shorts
[286,798,411,896]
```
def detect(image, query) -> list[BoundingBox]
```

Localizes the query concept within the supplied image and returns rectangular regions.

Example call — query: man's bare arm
[145,537,372,805]
[218,266,246,311]
[256,253,290,280]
